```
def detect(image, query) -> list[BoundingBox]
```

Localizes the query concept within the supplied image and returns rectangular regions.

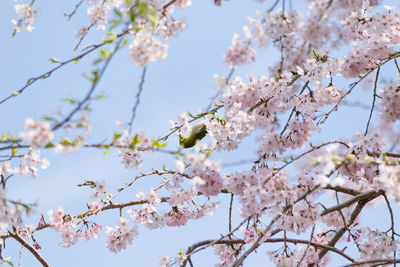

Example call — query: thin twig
[297,226,315,267]
[64,0,84,20]
[0,29,129,106]
[128,66,147,132]
[228,193,234,233]
[321,52,400,126]
[383,193,397,266]
[52,37,124,131]
[364,66,380,136]
[205,68,235,112]
[18,245,23,267]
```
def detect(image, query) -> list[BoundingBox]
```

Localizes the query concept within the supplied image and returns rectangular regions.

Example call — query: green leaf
[114,9,122,18]
[20,203,31,211]
[148,8,157,26]
[122,36,129,46]
[49,57,59,63]
[103,150,108,156]
[42,116,55,121]
[93,58,103,65]
[95,93,106,100]
[1,134,8,140]
[44,142,54,148]
[130,134,142,150]
[11,91,20,96]
[62,97,77,104]
[100,49,108,59]
[11,147,17,156]
[129,10,136,23]
[152,140,166,148]
[92,70,99,84]
[112,133,122,144]
[2,257,14,267]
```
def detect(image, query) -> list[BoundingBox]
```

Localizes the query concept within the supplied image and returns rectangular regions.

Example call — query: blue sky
[1,0,400,266]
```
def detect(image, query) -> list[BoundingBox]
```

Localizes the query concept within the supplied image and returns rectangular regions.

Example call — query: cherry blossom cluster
[268,245,320,267]
[78,0,190,66]
[356,228,398,262]
[47,207,101,247]
[224,34,256,68]
[214,243,244,266]
[105,217,138,253]
[12,3,39,33]
[1,149,49,178]
[112,130,152,169]
[20,118,54,148]
[380,78,400,123]
[7,0,400,266]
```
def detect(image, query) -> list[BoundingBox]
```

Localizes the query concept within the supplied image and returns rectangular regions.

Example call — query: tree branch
[10,231,50,267]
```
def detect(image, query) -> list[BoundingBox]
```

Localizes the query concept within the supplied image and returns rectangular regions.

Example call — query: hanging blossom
[214,243,244,266]
[376,164,400,203]
[268,245,321,267]
[224,33,256,68]
[380,78,400,123]
[356,228,398,262]
[105,217,138,253]
[12,3,39,33]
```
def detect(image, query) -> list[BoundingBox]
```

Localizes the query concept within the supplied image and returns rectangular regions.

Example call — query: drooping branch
[9,231,50,267]
[364,66,380,136]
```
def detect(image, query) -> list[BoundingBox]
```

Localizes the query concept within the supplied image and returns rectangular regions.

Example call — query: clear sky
[1,0,400,266]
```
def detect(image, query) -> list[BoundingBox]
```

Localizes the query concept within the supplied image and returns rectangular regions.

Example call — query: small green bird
[179,121,207,148]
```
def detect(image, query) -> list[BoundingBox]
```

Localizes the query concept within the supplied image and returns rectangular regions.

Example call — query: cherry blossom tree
[2,0,400,266]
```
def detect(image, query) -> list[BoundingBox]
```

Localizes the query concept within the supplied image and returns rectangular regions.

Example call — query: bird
[179,121,207,148]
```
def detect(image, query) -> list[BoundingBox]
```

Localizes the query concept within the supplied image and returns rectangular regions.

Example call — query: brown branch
[324,185,361,196]
[10,231,50,267]
[344,258,400,266]
[181,236,354,267]
[317,190,382,261]
[321,190,383,216]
